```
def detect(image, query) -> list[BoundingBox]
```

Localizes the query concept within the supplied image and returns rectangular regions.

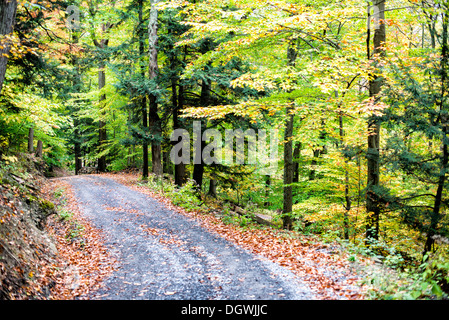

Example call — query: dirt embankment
[0,154,58,299]
[1,154,115,300]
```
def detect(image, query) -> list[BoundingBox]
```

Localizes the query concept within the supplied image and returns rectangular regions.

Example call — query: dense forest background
[2,0,449,299]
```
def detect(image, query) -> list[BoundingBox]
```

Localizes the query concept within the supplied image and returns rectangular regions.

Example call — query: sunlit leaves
[1,85,68,136]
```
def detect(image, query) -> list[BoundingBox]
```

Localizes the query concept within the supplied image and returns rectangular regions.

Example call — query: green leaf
[410,290,421,300]
[431,283,443,297]
[421,282,429,291]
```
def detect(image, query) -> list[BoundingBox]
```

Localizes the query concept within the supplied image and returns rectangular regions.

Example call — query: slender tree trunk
[95,21,111,173]
[174,82,186,186]
[309,120,327,181]
[424,10,449,255]
[75,125,82,175]
[334,90,351,239]
[170,34,186,186]
[88,4,115,173]
[264,175,271,207]
[149,96,162,176]
[192,136,205,189]
[425,128,449,254]
[139,0,149,179]
[366,0,386,242]
[192,80,210,189]
[98,59,107,172]
[283,106,294,230]
[282,38,297,230]
[142,94,149,178]
[0,0,17,94]
[148,0,162,176]
[73,89,82,175]
[35,140,43,158]
[69,31,83,175]
[28,127,34,153]
[339,107,351,239]
[292,142,301,183]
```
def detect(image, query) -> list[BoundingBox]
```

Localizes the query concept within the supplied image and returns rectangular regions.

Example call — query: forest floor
[43,173,373,300]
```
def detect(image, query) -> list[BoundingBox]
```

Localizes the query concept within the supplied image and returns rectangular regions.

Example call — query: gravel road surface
[66,175,317,300]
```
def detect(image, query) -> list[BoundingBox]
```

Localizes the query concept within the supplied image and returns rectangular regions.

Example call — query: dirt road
[65,175,317,300]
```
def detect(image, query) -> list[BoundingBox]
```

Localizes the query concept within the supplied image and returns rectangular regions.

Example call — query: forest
[2,0,449,300]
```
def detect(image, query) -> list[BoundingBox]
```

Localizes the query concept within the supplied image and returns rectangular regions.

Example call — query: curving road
[66,175,316,300]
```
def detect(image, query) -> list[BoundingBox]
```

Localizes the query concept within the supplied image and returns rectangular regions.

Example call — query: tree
[68,24,83,176]
[88,1,116,172]
[0,0,17,94]
[424,3,449,255]
[148,0,162,176]
[366,0,386,242]
[282,37,298,230]
[138,0,149,179]
[380,1,449,256]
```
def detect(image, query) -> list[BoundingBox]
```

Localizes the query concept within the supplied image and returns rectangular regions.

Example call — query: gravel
[65,175,317,300]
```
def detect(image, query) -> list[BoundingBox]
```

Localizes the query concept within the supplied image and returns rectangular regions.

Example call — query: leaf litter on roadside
[41,178,117,299]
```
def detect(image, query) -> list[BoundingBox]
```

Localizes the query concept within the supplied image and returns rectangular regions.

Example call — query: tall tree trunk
[149,96,162,176]
[88,4,115,173]
[142,94,149,178]
[424,10,449,255]
[0,0,17,94]
[282,38,297,230]
[192,79,210,189]
[338,103,351,239]
[139,0,149,179]
[69,31,83,175]
[365,0,386,242]
[334,90,351,239]
[148,0,162,176]
[98,59,107,172]
[73,64,82,176]
[95,21,112,173]
[174,82,186,186]
[283,106,294,230]
[169,30,186,186]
